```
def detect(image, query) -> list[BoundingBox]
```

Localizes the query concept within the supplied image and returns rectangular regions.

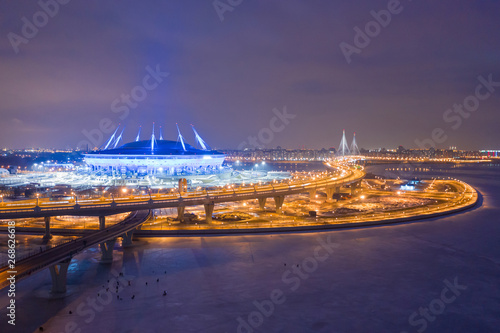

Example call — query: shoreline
[0,186,479,237]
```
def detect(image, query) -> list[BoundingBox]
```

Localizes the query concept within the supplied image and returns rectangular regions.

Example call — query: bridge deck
[0,167,365,219]
[0,210,151,290]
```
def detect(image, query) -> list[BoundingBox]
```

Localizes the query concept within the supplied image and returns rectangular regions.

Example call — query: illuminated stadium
[84,124,226,176]
[0,124,291,190]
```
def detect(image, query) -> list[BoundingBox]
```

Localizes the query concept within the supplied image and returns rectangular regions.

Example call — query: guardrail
[0,210,151,290]
[0,238,78,268]
[0,167,366,219]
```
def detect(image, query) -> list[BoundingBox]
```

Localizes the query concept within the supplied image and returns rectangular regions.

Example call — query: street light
[70,191,78,204]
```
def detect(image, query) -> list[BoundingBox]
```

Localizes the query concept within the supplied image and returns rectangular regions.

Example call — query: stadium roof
[86,140,223,156]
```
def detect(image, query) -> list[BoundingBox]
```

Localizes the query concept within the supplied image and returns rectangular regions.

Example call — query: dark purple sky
[1,0,499,150]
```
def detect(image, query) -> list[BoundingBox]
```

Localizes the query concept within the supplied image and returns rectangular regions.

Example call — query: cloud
[0,0,499,149]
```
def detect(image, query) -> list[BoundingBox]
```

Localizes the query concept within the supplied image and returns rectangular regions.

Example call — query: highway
[0,210,151,290]
[0,165,366,219]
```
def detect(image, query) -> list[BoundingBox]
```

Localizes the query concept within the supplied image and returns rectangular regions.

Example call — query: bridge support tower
[177,206,185,223]
[99,215,106,230]
[258,197,267,210]
[49,257,71,295]
[274,196,285,213]
[325,188,334,202]
[204,202,214,223]
[351,181,361,195]
[43,216,52,240]
[121,230,134,247]
[100,239,116,263]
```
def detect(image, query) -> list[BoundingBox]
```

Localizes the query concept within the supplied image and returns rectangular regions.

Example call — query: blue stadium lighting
[176,123,187,152]
[104,125,120,150]
[135,125,142,142]
[84,123,225,176]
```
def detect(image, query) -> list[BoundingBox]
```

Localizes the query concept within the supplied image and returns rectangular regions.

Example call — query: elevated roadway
[0,210,151,292]
[0,166,366,220]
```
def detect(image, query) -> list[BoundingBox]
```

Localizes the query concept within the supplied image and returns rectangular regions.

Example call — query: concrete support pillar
[325,188,334,201]
[258,197,267,210]
[351,182,358,195]
[178,178,187,194]
[336,186,341,194]
[122,230,134,247]
[204,202,215,223]
[49,258,71,295]
[177,206,185,223]
[308,189,317,199]
[43,216,52,240]
[99,216,106,230]
[100,238,116,263]
[273,196,285,213]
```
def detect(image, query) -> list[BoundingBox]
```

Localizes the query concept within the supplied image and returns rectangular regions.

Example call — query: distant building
[480,150,500,158]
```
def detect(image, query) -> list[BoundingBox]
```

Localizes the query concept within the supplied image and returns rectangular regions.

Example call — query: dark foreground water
[0,163,500,333]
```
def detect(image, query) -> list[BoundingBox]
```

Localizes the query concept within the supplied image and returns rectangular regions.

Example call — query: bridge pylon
[177,206,185,223]
[338,130,351,156]
[350,132,360,156]
[274,196,285,213]
[122,231,134,247]
[99,216,106,230]
[325,187,335,201]
[43,216,52,241]
[100,239,116,263]
[258,197,267,210]
[350,181,361,195]
[49,258,71,295]
[204,202,214,223]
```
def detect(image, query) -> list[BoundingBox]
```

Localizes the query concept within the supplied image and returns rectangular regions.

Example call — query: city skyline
[0,1,499,150]
[2,2,500,333]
